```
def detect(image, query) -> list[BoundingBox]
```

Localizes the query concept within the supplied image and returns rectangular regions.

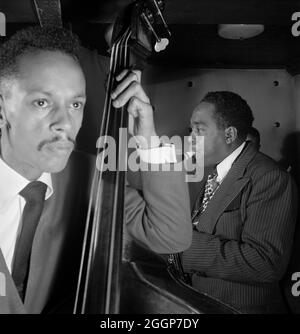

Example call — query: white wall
[142,66,298,204]
[143,67,296,161]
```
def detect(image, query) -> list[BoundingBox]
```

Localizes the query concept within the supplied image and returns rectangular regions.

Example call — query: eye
[33,99,49,108]
[191,126,204,135]
[196,126,205,133]
[72,101,84,110]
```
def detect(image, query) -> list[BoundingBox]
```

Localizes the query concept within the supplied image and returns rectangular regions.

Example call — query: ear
[224,126,238,144]
[0,95,6,129]
[0,95,10,133]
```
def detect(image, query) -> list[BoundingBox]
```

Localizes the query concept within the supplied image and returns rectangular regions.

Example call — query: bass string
[92,27,131,266]
[75,27,131,313]
[80,40,121,312]
[90,28,131,266]
[73,36,121,314]
[104,28,132,313]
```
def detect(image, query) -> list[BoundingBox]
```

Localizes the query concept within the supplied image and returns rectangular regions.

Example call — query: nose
[50,107,73,134]
[189,129,198,142]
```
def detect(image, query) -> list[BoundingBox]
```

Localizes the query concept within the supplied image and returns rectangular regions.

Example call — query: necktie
[12,181,47,301]
[168,171,219,283]
[192,170,219,226]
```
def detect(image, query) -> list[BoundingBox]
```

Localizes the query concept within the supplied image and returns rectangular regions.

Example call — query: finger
[127,97,142,118]
[112,81,150,108]
[116,69,141,83]
[132,69,141,83]
[115,69,130,81]
[128,113,135,136]
[112,71,139,99]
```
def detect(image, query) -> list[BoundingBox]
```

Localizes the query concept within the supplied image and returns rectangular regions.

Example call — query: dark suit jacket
[0,151,192,313]
[182,142,298,314]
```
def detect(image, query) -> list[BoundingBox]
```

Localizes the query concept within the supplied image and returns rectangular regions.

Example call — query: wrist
[137,142,177,164]
[134,134,161,149]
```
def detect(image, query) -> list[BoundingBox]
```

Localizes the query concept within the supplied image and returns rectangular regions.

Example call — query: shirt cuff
[137,144,177,164]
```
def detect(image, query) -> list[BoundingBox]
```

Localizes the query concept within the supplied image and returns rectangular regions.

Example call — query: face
[0,50,86,179]
[189,102,228,167]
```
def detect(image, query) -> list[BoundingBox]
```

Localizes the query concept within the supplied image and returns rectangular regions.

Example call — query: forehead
[191,102,216,125]
[15,50,86,94]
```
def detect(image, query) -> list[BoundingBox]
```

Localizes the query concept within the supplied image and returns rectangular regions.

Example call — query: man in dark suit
[0,26,192,313]
[181,91,298,313]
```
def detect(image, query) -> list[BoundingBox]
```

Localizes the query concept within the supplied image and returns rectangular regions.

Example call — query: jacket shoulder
[54,150,96,193]
[246,151,290,181]
[64,150,95,176]
[68,150,96,167]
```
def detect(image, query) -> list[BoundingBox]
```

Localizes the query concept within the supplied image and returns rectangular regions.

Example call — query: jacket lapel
[1,151,93,313]
[24,171,69,313]
[24,191,61,312]
[191,179,206,218]
[24,152,95,313]
[0,176,65,313]
[0,249,26,313]
[196,143,257,234]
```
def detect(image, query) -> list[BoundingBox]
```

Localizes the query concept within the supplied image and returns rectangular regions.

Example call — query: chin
[41,156,70,174]
[39,148,74,172]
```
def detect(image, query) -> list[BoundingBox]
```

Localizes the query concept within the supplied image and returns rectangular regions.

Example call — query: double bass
[73,0,238,314]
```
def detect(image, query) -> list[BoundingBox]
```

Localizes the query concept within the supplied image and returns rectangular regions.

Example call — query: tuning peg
[141,12,169,52]
[154,38,169,52]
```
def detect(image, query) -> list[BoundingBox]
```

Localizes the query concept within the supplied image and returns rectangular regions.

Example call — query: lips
[47,141,74,152]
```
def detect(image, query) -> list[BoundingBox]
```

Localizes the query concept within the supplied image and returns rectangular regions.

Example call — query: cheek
[204,133,221,154]
[73,112,84,132]
[203,133,214,151]
[11,113,45,146]
[78,112,84,127]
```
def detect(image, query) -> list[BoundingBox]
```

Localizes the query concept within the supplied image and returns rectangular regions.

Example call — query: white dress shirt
[0,142,173,274]
[0,157,53,273]
[138,141,246,181]
[0,144,168,275]
[0,142,244,273]
[137,143,177,163]
[215,142,246,184]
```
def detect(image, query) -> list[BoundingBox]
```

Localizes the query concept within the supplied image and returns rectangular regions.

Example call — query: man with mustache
[0,26,191,313]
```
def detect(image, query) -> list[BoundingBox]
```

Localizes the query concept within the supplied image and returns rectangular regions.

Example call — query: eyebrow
[191,121,206,126]
[73,94,87,99]
[27,90,52,96]
[27,90,86,99]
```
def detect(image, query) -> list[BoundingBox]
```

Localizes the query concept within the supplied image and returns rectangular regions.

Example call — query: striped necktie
[192,170,219,226]
[167,170,219,284]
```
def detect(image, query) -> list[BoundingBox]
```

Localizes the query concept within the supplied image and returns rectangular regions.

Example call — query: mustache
[38,136,75,151]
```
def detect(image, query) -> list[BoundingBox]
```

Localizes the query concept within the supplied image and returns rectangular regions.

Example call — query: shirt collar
[37,172,53,200]
[0,156,53,205]
[216,142,246,183]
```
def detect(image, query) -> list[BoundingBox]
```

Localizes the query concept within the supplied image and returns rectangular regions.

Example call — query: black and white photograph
[0,0,300,319]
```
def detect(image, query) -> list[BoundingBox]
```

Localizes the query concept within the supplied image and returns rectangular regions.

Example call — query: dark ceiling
[1,0,300,72]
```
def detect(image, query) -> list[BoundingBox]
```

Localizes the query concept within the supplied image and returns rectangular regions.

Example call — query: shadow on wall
[279,131,300,314]
[278,131,300,186]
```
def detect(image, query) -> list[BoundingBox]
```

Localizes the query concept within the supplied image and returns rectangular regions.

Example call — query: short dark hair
[201,91,254,141]
[0,25,81,84]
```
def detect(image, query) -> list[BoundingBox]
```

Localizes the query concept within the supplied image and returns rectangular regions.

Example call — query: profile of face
[189,102,229,167]
[0,50,86,179]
